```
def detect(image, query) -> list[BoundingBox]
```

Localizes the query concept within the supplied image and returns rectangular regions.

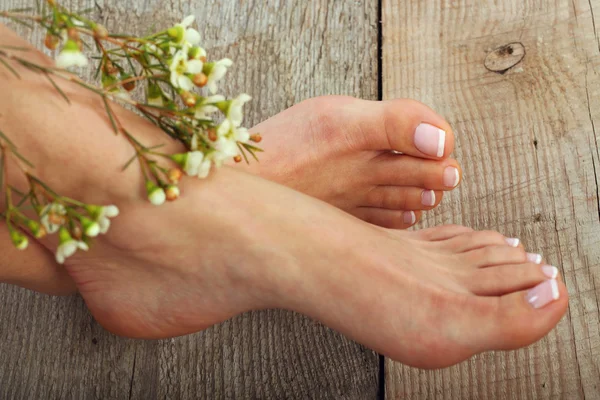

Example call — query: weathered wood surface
[383,0,600,399]
[0,0,380,399]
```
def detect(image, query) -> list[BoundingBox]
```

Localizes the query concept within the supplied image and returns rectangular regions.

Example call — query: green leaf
[75,7,96,15]
[0,130,16,148]
[11,148,35,168]
[0,151,4,190]
[0,45,30,51]
[8,7,34,12]
[7,17,34,29]
[122,152,139,171]
[237,143,250,164]
[0,57,20,78]
[102,96,119,134]
[44,72,70,104]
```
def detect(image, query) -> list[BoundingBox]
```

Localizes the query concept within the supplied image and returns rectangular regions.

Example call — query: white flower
[88,205,119,234]
[169,15,201,46]
[56,228,88,264]
[146,182,166,206]
[206,58,233,94]
[217,119,250,143]
[56,39,88,69]
[183,151,205,176]
[81,217,100,237]
[10,230,28,250]
[194,95,224,120]
[56,239,88,264]
[197,159,212,178]
[233,127,250,143]
[40,203,66,234]
[169,47,204,90]
[226,94,252,127]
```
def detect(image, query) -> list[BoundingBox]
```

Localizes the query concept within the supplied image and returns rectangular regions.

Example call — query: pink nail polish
[415,123,446,157]
[526,279,560,309]
[526,253,542,264]
[403,211,416,225]
[505,238,520,247]
[443,167,460,188]
[421,190,436,206]
[541,265,558,279]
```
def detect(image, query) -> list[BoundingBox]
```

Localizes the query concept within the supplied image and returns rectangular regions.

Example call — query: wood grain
[383,0,600,399]
[0,0,380,398]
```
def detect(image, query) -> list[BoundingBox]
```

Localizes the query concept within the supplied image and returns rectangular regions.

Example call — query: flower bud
[250,133,262,143]
[93,24,108,39]
[168,168,183,184]
[48,211,66,226]
[27,220,47,239]
[180,91,197,107]
[67,27,79,41]
[165,185,180,201]
[10,230,28,250]
[234,155,242,163]
[80,216,100,237]
[120,74,136,91]
[44,33,60,50]
[71,225,83,240]
[207,128,217,141]
[192,73,208,87]
[146,181,166,206]
[103,60,118,75]
[167,26,185,43]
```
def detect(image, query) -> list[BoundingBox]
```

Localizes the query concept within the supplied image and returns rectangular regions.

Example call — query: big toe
[339,97,456,159]
[477,278,568,352]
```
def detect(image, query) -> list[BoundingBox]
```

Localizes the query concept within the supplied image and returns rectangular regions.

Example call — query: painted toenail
[526,279,560,309]
[443,167,460,188]
[421,190,436,206]
[415,123,446,157]
[403,211,416,225]
[505,238,519,247]
[541,265,559,279]
[526,253,542,264]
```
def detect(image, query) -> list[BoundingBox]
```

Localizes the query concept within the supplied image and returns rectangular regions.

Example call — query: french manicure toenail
[421,190,436,206]
[443,167,460,188]
[542,265,559,279]
[403,211,416,224]
[505,238,519,247]
[527,253,542,264]
[415,123,446,157]
[526,279,560,309]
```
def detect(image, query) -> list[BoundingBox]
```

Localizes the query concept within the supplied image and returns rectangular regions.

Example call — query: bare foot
[0,65,567,368]
[239,96,461,228]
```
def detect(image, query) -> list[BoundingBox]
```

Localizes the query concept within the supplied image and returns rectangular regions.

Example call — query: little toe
[372,154,461,190]
[465,263,560,296]
[353,208,421,229]
[365,186,443,210]
[342,98,455,159]
[478,278,568,351]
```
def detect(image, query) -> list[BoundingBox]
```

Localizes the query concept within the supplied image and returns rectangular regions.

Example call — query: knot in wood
[484,42,525,74]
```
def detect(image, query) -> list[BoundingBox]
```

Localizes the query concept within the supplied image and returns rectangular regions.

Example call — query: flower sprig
[0,1,262,261]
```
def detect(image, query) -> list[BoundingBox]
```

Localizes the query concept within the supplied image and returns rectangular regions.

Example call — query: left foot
[237,96,462,228]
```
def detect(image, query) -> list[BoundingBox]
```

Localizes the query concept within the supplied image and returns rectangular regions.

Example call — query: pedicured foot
[239,96,462,228]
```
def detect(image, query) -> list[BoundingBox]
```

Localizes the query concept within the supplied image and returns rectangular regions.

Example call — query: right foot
[238,96,462,229]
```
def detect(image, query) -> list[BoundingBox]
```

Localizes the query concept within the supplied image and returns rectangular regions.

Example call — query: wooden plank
[0,0,380,398]
[382,0,600,398]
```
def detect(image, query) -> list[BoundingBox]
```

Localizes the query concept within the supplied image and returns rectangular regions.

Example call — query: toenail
[403,211,416,225]
[541,265,559,279]
[443,167,460,188]
[421,190,436,206]
[415,123,446,157]
[526,279,560,309]
[527,253,542,264]
[505,238,520,247]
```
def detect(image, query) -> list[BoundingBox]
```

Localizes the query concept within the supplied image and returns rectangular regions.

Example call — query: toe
[464,263,560,296]
[365,186,443,210]
[332,97,455,159]
[371,154,461,190]
[462,245,529,268]
[353,208,421,229]
[478,278,568,351]
[443,230,516,252]
[413,225,474,241]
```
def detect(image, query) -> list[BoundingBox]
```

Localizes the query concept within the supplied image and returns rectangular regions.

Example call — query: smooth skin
[0,24,567,369]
